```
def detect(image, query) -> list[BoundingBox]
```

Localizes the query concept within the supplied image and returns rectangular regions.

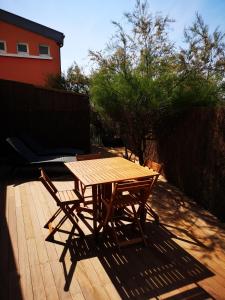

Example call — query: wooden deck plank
[74,262,95,300]
[40,263,60,300]
[75,262,111,300]
[29,260,47,300]
[104,283,121,300]
[70,287,87,300]
[60,258,83,296]
[71,293,86,300]
[30,180,77,300]
[50,261,74,300]
[199,277,225,300]
[16,204,33,300]
[32,181,64,260]
[90,257,112,285]
[80,258,114,300]
[21,183,47,300]
[80,259,104,288]
[20,183,34,240]
[27,182,52,264]
[0,183,10,300]
[7,185,21,300]
[7,185,19,271]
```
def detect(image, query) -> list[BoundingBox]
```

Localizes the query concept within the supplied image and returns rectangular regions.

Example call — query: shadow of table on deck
[59,222,214,299]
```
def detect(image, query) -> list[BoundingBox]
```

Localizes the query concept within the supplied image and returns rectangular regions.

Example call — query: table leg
[92,185,98,237]
[74,176,79,191]
[101,183,112,199]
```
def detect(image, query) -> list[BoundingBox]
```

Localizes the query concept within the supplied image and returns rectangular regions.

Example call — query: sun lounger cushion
[6,137,76,164]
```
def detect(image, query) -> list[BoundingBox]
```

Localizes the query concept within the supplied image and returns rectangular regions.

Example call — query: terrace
[1,146,225,300]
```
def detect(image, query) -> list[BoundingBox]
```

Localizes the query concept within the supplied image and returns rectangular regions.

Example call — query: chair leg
[44,207,62,229]
[146,203,160,224]
[131,204,147,247]
[104,205,148,248]
[45,214,68,241]
[45,204,84,241]
[63,205,84,237]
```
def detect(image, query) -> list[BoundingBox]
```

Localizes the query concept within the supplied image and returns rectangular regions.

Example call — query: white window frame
[39,44,50,57]
[17,42,29,55]
[0,40,6,53]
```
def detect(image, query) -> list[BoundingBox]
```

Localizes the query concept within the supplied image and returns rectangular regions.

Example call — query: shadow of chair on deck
[59,222,215,299]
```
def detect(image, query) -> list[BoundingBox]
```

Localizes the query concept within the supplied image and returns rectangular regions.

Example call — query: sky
[1,0,225,73]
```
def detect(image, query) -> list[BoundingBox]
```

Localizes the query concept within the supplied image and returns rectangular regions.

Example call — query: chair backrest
[144,160,163,174]
[143,160,163,190]
[76,152,101,161]
[112,176,157,204]
[39,168,59,204]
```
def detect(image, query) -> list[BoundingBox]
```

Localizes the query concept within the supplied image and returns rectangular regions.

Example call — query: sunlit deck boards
[1,176,225,300]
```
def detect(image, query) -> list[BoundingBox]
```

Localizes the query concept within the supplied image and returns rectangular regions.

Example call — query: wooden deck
[1,170,225,299]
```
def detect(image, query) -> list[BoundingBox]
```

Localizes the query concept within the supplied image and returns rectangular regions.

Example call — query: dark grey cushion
[6,137,77,164]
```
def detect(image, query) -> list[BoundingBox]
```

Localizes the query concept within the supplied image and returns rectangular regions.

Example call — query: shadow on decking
[58,222,215,299]
[151,181,225,255]
[0,183,23,300]
[2,163,223,300]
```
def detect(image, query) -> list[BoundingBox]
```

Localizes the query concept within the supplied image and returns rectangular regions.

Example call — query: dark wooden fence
[145,107,225,221]
[0,79,90,155]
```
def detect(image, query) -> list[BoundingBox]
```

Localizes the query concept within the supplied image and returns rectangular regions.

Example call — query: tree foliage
[46,1,225,163]
[46,62,89,95]
[175,13,225,106]
[66,62,89,94]
[180,13,225,81]
[89,1,225,164]
[90,0,176,163]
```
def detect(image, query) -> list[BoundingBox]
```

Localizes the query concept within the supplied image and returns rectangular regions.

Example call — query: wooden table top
[65,157,158,186]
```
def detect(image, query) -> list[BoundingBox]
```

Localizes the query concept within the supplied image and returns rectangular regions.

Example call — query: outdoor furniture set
[40,155,162,248]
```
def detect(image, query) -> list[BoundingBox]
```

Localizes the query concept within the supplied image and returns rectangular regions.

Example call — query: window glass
[17,43,28,53]
[39,45,49,56]
[0,41,6,52]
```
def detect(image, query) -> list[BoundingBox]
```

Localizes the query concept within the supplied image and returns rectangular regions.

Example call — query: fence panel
[0,79,90,154]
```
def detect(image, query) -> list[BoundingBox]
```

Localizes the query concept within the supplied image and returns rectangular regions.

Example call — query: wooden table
[65,157,159,234]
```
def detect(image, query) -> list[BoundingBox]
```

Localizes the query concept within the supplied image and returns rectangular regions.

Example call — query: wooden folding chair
[100,177,157,248]
[143,160,163,223]
[39,168,84,241]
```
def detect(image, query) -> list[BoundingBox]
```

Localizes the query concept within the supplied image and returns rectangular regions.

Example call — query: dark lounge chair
[20,134,84,156]
[6,137,77,164]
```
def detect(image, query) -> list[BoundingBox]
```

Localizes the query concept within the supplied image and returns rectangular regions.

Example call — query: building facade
[0,9,64,86]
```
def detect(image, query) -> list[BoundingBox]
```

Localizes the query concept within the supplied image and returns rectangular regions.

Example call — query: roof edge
[0,9,65,46]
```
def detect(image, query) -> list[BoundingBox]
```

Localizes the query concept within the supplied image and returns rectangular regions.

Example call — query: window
[17,43,28,54]
[39,45,50,56]
[0,40,6,52]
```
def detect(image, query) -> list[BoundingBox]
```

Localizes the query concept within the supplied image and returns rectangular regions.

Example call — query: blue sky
[1,0,225,73]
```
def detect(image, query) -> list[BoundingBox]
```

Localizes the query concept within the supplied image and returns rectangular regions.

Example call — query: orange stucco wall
[0,20,61,86]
